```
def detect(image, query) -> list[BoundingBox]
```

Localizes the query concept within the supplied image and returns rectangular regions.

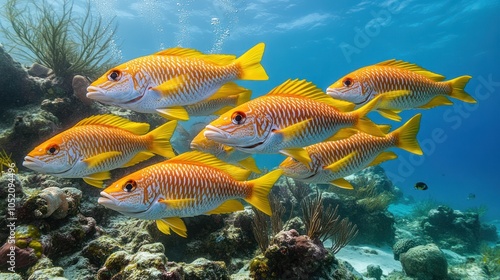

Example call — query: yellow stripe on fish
[98,151,282,237]
[22,115,177,188]
[279,114,422,189]
[204,79,385,165]
[326,59,475,121]
[87,43,268,121]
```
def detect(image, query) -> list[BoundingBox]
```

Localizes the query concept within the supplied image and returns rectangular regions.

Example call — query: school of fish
[23,43,475,237]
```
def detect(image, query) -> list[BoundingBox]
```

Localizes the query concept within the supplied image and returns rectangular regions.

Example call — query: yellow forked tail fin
[391,114,423,155]
[236,43,269,80]
[244,169,282,216]
[448,75,476,103]
[146,121,178,158]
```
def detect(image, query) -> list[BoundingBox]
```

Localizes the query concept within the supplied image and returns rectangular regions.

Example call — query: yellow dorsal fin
[331,178,354,190]
[83,151,122,169]
[156,106,189,121]
[83,171,111,188]
[166,151,251,181]
[237,157,261,174]
[418,95,453,109]
[155,47,236,65]
[325,128,359,141]
[158,198,196,209]
[280,147,311,165]
[324,151,357,173]
[156,217,188,238]
[267,79,349,109]
[368,151,398,167]
[205,200,244,215]
[122,151,155,168]
[376,59,445,81]
[74,114,150,135]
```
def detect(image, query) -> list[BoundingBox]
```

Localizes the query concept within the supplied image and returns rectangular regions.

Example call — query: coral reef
[399,243,448,280]
[421,205,482,253]
[0,46,43,106]
[366,264,383,280]
[21,187,82,220]
[249,229,358,280]
[392,238,423,261]
[321,192,396,245]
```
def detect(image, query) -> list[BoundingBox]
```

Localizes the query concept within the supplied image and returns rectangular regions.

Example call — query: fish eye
[231,111,246,125]
[108,70,122,81]
[123,180,137,192]
[343,77,354,87]
[46,144,60,155]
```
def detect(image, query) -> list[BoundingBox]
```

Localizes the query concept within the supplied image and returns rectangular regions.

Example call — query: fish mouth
[326,88,371,106]
[204,125,230,141]
[204,125,264,149]
[86,86,113,102]
[98,192,147,214]
[22,156,71,175]
[22,156,43,170]
[86,86,143,105]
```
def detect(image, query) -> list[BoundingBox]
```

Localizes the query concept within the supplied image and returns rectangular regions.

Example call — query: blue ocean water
[79,0,499,222]
[4,0,500,220]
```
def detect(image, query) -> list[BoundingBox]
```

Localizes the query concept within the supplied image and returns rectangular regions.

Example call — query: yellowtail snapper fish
[87,43,268,121]
[204,79,385,165]
[326,59,475,121]
[98,151,282,237]
[279,114,422,189]
[23,115,177,188]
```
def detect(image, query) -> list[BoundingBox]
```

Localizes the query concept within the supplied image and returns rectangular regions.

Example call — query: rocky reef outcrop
[399,243,448,280]
[421,205,485,253]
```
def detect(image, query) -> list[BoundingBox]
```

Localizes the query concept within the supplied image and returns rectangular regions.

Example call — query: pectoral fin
[83,171,111,188]
[331,178,354,190]
[83,151,122,169]
[280,147,311,165]
[156,217,188,238]
[122,151,155,168]
[324,151,357,173]
[275,119,311,141]
[205,200,244,215]
[156,106,189,121]
[151,75,187,96]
